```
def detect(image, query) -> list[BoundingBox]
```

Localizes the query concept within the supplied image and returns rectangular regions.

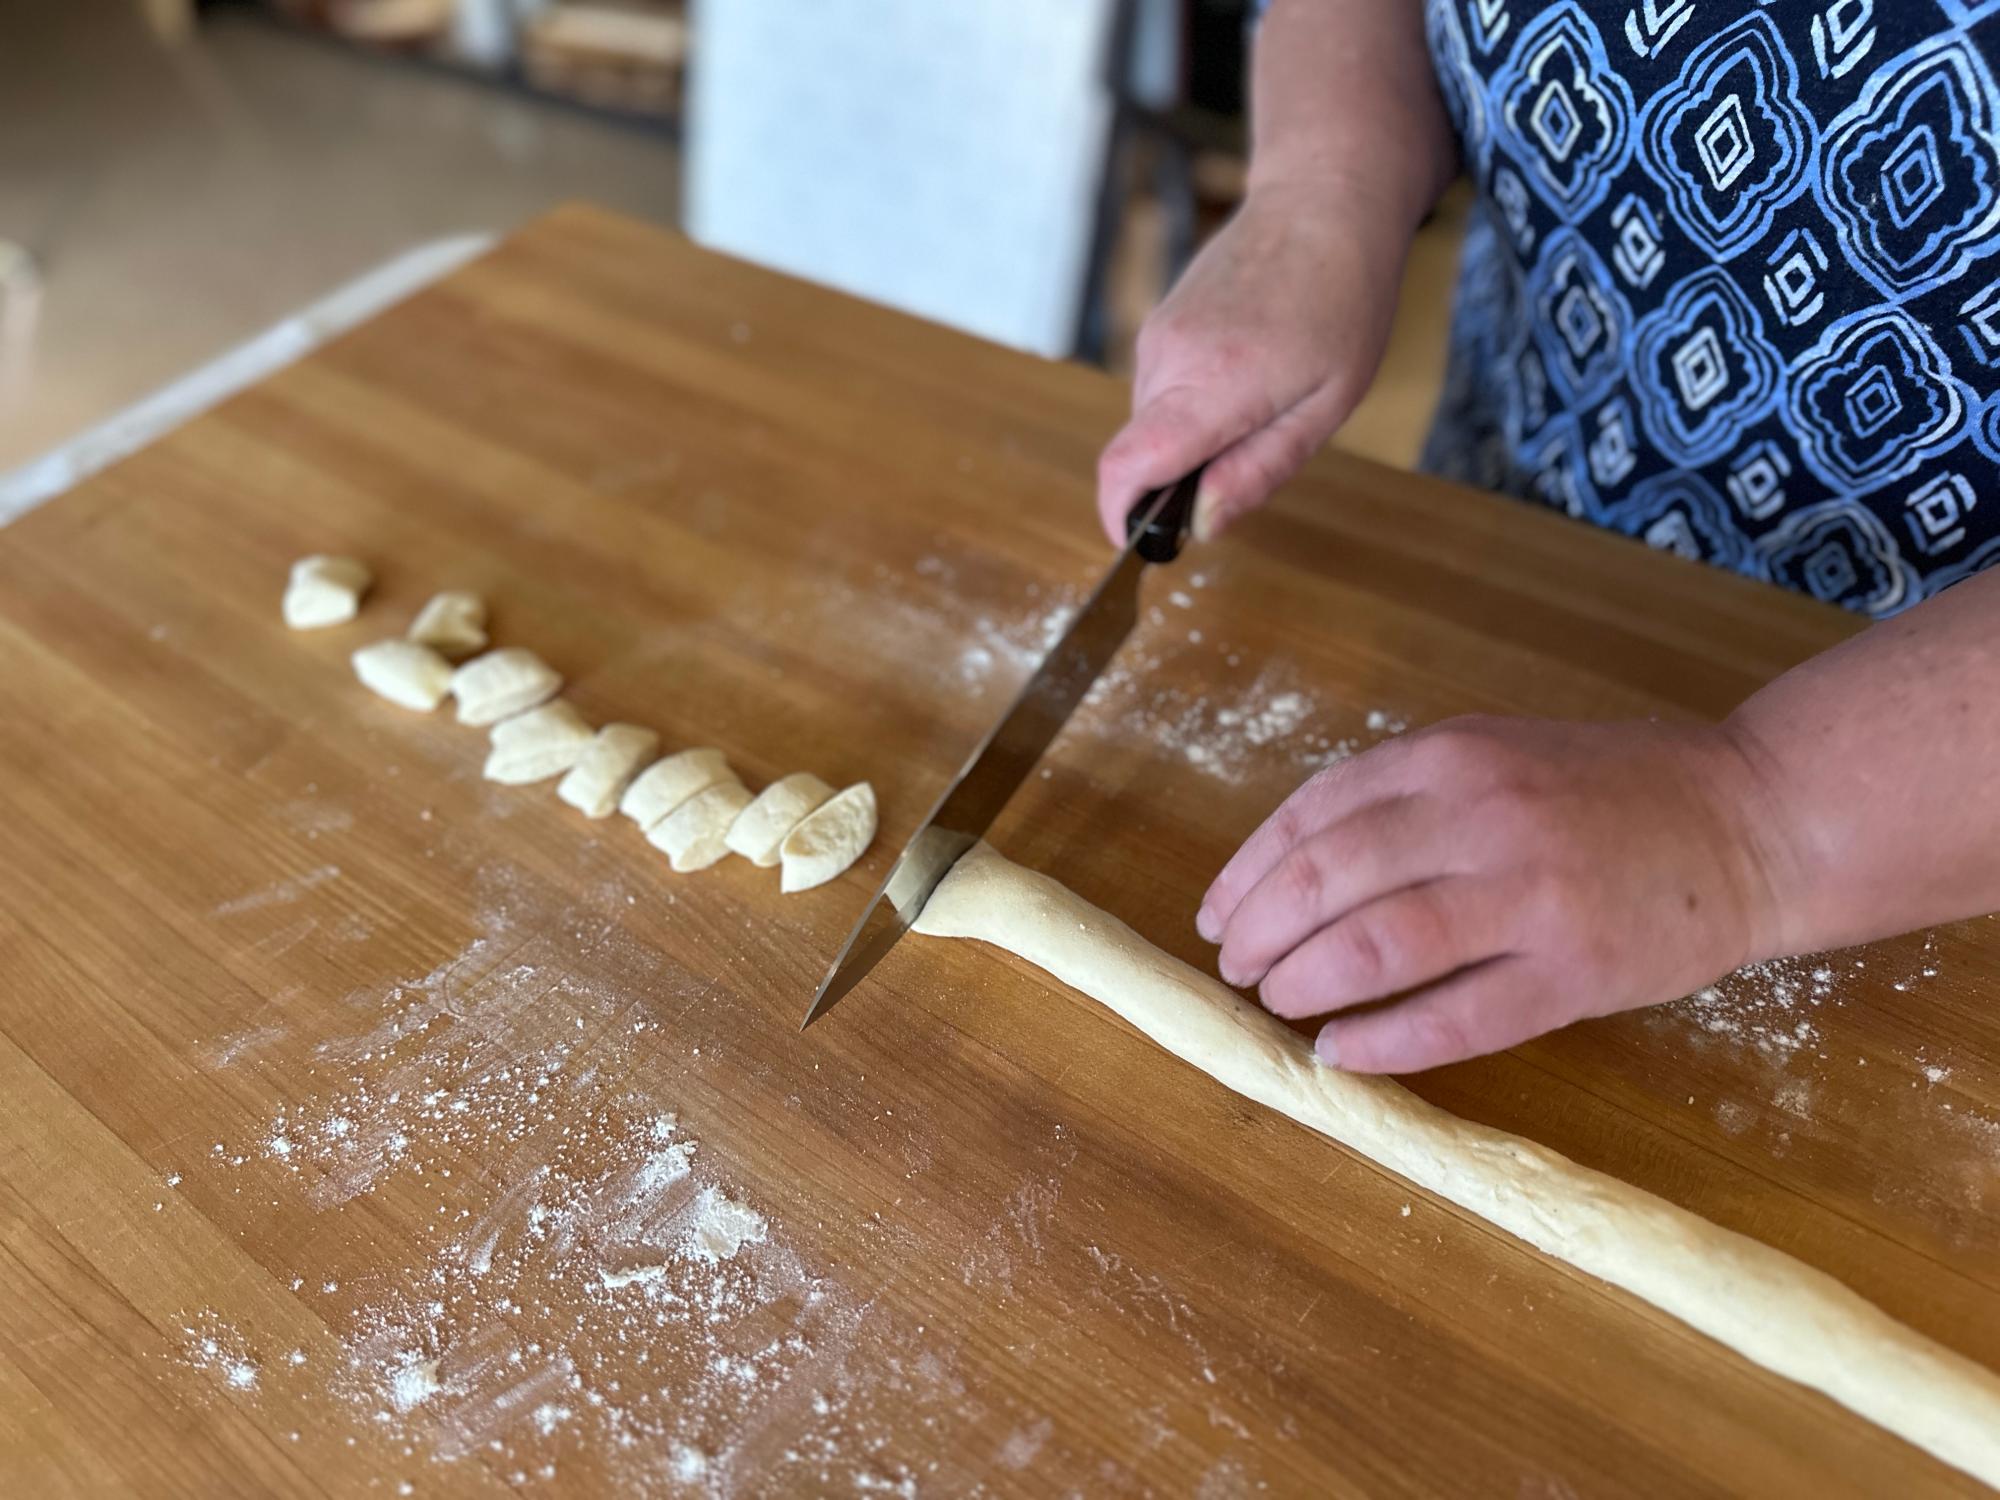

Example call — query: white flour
[212,864,341,917]
[769,563,1080,708]
[170,859,984,1496]
[1670,957,1835,1065]
[1075,652,1405,789]
[177,1312,260,1392]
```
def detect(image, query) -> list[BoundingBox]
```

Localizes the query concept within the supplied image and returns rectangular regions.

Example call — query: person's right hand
[1095,179,1412,546]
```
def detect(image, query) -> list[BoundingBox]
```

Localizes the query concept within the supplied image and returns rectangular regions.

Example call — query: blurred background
[0,0,1464,477]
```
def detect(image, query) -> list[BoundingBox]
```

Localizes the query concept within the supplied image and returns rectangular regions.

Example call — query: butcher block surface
[0,205,1995,1497]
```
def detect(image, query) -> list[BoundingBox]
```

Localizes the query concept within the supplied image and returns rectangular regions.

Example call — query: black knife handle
[1125,465,1204,564]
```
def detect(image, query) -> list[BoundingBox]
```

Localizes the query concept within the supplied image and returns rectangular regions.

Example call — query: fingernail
[1314,1025,1341,1068]
[1191,488,1222,544]
[1195,902,1221,943]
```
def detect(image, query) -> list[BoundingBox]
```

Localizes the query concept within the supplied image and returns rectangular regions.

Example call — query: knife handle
[1125,465,1204,565]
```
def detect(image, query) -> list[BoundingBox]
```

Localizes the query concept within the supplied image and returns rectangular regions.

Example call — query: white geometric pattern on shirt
[1421,0,2000,617]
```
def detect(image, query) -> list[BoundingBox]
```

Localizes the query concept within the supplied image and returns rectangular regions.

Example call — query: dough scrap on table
[650,781,755,872]
[724,773,833,868]
[620,748,737,829]
[406,590,488,658]
[912,843,2000,1490]
[451,647,561,727]
[779,782,877,893]
[282,555,371,630]
[351,639,453,712]
[484,701,594,784]
[558,724,661,818]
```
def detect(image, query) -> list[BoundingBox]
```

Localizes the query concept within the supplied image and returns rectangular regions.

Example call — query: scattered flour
[388,1353,443,1413]
[172,867,978,1496]
[1668,956,1838,1064]
[1077,659,1367,787]
[996,1416,1053,1470]
[684,1187,769,1265]
[213,864,341,917]
[177,1314,260,1393]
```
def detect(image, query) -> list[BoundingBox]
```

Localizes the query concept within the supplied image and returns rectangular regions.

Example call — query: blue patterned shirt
[1417,1,2000,616]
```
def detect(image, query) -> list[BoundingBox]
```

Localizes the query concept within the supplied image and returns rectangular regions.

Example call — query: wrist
[1704,717,1811,965]
[1242,163,1437,245]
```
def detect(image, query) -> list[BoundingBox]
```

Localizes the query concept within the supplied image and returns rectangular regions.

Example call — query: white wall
[685,0,1120,359]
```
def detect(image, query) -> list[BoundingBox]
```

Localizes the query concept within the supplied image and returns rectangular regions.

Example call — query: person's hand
[1196,716,1797,1073]
[1094,179,1410,545]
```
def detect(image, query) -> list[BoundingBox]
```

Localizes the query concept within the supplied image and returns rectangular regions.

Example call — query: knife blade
[802,468,1203,1029]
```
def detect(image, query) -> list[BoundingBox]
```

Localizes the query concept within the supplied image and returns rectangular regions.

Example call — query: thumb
[1096,384,1270,546]
[1189,387,1346,542]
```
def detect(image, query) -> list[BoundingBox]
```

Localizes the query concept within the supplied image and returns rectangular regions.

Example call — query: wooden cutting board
[0,205,1994,1498]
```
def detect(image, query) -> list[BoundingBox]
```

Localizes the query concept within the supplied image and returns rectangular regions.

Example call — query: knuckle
[1408,721,1490,778]
[1329,914,1394,992]
[1263,795,1313,854]
[1385,889,1451,964]
[1276,844,1328,911]
[1243,445,1290,496]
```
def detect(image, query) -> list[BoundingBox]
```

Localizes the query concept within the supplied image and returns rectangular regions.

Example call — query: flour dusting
[1075,656,1400,787]
[177,1313,260,1393]
[213,864,341,916]
[1672,959,1831,1064]
[168,862,982,1495]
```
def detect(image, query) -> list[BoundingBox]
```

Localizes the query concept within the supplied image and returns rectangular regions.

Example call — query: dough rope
[912,843,2000,1488]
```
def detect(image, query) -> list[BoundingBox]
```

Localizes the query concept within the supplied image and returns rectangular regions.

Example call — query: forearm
[1727,567,2000,959]
[1247,0,1458,233]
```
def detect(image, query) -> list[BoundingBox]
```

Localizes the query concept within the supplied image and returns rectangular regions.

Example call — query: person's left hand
[1195,715,1795,1073]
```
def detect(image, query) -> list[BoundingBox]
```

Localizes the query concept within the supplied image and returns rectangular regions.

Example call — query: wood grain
[0,205,1993,1497]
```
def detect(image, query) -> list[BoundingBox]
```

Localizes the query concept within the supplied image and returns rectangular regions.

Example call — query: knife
[802,468,1204,1029]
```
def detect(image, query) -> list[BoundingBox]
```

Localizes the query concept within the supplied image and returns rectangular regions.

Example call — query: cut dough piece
[451,648,561,727]
[351,639,453,712]
[406,590,488,658]
[724,774,833,868]
[484,701,593,784]
[779,782,877,893]
[649,782,754,872]
[620,748,736,829]
[913,845,2000,1490]
[558,723,661,818]
[283,555,371,629]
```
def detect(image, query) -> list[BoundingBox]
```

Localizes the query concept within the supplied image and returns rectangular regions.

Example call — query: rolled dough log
[649,781,754,872]
[913,844,2000,1488]
[351,639,453,712]
[558,724,661,818]
[451,648,561,727]
[779,782,877,893]
[620,748,736,829]
[406,590,488,658]
[484,701,592,784]
[725,773,833,868]
[282,555,371,629]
